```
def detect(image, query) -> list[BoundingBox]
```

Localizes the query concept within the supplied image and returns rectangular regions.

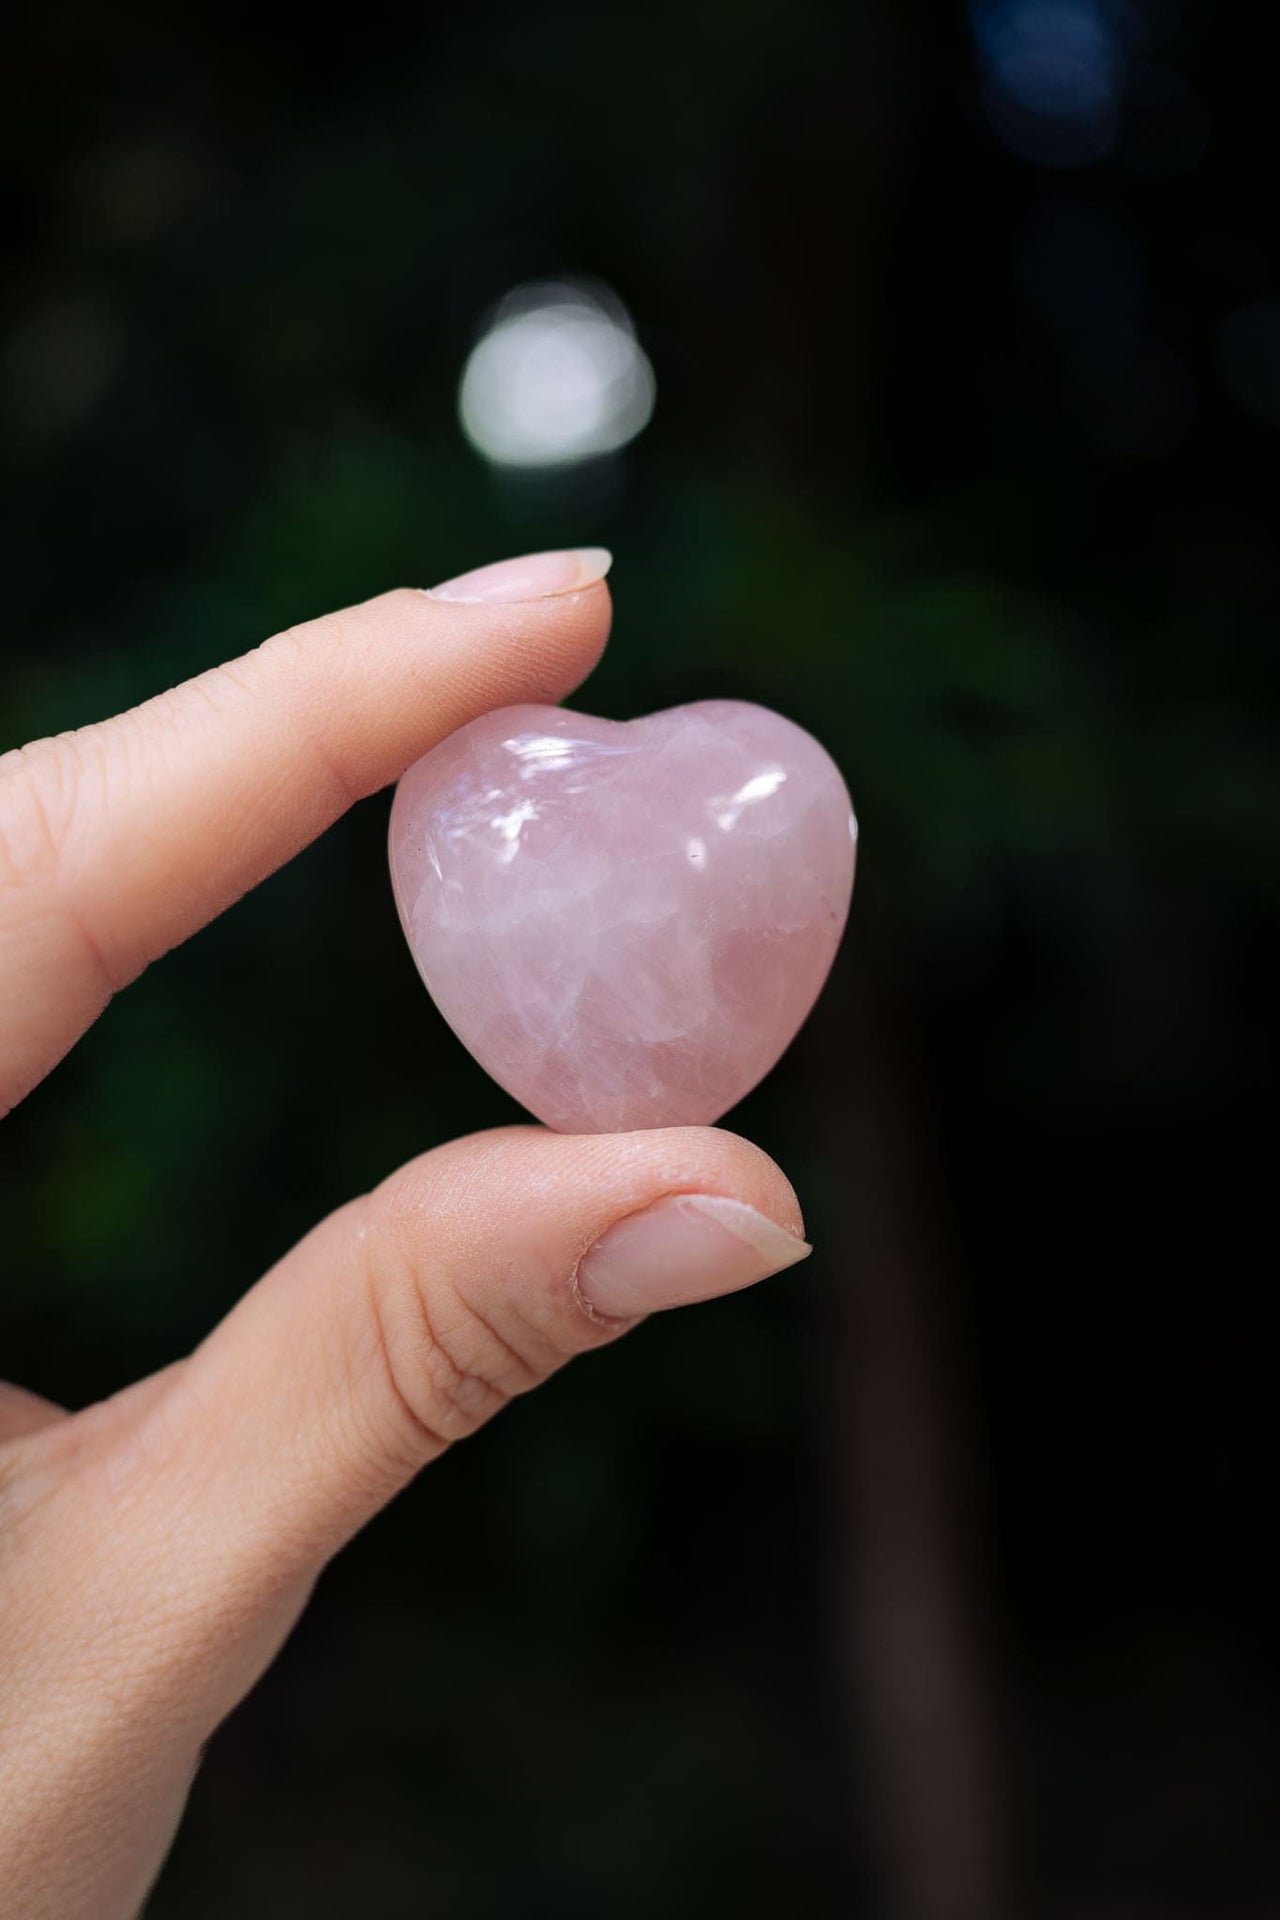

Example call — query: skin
[0,578,803,1918]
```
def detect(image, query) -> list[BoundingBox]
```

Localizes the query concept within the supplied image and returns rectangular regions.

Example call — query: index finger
[0,548,613,1114]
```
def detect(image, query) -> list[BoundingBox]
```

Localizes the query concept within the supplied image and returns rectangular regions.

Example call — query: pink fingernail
[577,1193,811,1319]
[427,547,613,605]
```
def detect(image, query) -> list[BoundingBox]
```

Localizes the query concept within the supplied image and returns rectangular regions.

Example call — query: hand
[0,553,809,1920]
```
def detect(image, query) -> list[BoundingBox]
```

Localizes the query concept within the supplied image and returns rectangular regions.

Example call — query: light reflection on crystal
[710,766,788,831]
[490,799,538,862]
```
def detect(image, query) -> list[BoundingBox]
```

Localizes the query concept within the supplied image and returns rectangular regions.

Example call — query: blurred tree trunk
[818,946,1013,1920]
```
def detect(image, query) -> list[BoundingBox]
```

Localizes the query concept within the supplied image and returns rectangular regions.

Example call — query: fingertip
[672,1125,808,1244]
[392,572,612,714]
[393,1121,809,1282]
[540,1124,806,1247]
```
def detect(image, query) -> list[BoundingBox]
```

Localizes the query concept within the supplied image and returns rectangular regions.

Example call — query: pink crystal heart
[389,700,856,1133]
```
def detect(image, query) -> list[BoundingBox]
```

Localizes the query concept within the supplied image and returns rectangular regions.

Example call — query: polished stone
[389,700,856,1133]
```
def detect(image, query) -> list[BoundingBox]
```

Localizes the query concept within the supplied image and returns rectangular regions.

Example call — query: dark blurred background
[3,2,1278,1914]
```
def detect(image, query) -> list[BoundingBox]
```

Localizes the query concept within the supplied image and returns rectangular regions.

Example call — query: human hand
[0,551,809,1919]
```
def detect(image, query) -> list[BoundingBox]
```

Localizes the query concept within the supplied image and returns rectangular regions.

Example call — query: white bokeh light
[458,278,655,468]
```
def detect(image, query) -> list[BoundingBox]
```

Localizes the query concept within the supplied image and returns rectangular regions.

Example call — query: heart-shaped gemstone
[389,700,856,1133]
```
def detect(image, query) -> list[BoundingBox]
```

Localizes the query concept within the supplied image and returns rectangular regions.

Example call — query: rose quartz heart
[389,700,856,1133]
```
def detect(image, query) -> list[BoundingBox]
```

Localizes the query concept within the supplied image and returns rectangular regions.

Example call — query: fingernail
[427,547,613,605]
[577,1193,811,1319]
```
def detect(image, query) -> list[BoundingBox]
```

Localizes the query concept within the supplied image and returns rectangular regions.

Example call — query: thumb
[170,1124,807,1596]
[2,1125,806,1915]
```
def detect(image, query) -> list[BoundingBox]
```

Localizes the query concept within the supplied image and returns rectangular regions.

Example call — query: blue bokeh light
[970,0,1131,167]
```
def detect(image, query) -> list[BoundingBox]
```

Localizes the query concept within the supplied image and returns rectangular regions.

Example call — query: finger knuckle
[360,1190,552,1457]
[256,619,316,675]
[0,728,135,1003]
[0,719,132,889]
[0,736,80,890]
